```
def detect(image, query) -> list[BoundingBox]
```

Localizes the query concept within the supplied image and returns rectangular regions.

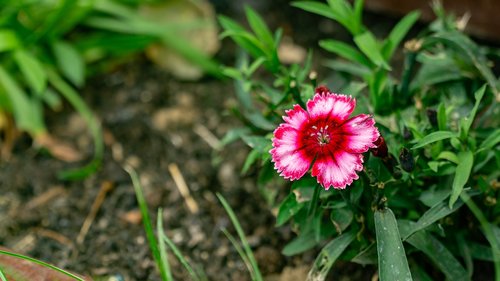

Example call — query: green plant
[219,2,499,280]
[126,166,263,281]
[0,0,220,179]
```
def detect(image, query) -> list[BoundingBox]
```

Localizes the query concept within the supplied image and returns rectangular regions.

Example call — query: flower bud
[399,147,415,172]
[426,109,437,127]
[403,127,413,141]
[371,136,388,158]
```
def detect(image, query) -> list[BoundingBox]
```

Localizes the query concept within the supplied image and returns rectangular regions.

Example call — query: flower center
[311,125,331,145]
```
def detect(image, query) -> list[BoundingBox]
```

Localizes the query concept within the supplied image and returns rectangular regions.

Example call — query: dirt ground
[0,1,439,280]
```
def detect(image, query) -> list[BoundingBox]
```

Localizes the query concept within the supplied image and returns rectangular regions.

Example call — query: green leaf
[353,32,391,70]
[0,65,45,135]
[330,207,354,234]
[351,243,377,265]
[381,11,420,60]
[0,29,20,52]
[412,131,457,149]
[319,39,372,68]
[218,16,267,60]
[306,230,356,280]
[449,150,473,208]
[245,6,275,49]
[462,85,486,138]
[406,230,468,281]
[282,231,317,256]
[126,168,172,281]
[437,102,447,131]
[375,208,412,281]
[14,49,47,95]
[156,210,174,281]
[437,151,459,164]
[276,192,305,227]
[217,193,264,281]
[401,198,463,240]
[292,2,338,22]
[52,41,85,87]
[324,59,371,77]
[47,70,102,180]
[477,129,500,153]
[240,135,271,153]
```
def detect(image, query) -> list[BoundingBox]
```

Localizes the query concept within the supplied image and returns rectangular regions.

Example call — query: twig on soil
[168,163,199,214]
[194,124,221,150]
[25,186,67,211]
[76,181,114,245]
[35,228,74,249]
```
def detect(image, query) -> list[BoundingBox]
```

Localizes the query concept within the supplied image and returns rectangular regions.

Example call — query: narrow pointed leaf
[382,11,420,60]
[354,32,391,70]
[449,150,473,208]
[375,208,412,281]
[14,49,47,95]
[406,231,468,281]
[412,131,456,149]
[306,230,355,281]
[319,39,372,68]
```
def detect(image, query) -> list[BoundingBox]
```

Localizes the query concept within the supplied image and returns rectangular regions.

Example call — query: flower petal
[312,151,363,189]
[271,124,312,180]
[283,104,309,130]
[306,93,355,123]
[340,114,380,153]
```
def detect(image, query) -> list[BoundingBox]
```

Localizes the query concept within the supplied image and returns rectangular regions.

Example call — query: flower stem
[308,184,321,217]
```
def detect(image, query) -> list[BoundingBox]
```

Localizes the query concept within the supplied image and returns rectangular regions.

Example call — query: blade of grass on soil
[161,232,203,281]
[126,167,172,281]
[216,193,263,281]
[156,209,173,281]
[47,69,103,180]
[0,250,84,281]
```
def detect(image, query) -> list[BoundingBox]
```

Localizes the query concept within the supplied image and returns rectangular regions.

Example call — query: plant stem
[308,184,321,217]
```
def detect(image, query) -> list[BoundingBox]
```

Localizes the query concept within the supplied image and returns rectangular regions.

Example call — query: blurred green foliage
[0,0,219,179]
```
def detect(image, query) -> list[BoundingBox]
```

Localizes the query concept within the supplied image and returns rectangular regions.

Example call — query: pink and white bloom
[270,86,380,190]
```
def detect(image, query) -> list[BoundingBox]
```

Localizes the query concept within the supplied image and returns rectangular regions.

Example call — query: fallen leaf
[34,133,84,162]
[0,246,93,281]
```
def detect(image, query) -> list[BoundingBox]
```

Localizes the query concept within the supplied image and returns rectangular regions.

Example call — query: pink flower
[270,86,380,190]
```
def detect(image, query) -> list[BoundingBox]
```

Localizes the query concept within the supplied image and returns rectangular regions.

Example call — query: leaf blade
[375,208,412,281]
[449,150,473,208]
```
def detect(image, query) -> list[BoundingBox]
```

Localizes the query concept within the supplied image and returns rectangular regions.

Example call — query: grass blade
[217,193,263,281]
[46,69,103,180]
[306,230,356,281]
[375,208,413,281]
[0,250,84,281]
[161,231,202,281]
[449,150,473,208]
[125,167,172,281]
[156,209,174,281]
[221,228,255,280]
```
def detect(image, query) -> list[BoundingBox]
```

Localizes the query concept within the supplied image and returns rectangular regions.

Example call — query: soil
[0,1,467,281]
